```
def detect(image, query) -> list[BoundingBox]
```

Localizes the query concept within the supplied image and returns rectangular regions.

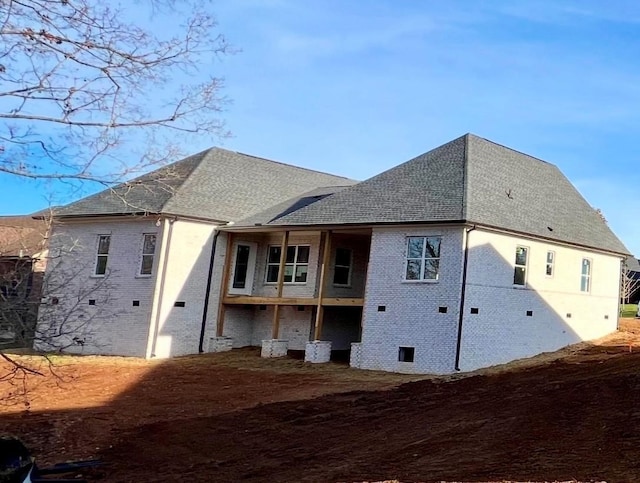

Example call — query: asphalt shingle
[256,134,628,255]
[55,148,355,222]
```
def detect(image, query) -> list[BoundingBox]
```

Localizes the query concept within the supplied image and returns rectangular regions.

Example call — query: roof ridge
[461,133,470,220]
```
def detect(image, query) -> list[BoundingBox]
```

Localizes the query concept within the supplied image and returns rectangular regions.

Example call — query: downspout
[617,257,625,329]
[198,227,221,353]
[454,225,476,371]
[148,217,176,358]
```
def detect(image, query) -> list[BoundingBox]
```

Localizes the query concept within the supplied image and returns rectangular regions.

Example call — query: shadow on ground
[2,327,640,482]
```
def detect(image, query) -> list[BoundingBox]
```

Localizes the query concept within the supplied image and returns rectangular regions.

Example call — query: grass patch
[621,304,638,318]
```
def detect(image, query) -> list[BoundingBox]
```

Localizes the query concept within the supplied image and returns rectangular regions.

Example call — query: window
[405,236,441,281]
[94,235,111,276]
[139,234,157,276]
[546,251,555,277]
[581,258,592,292]
[333,248,352,286]
[232,245,251,289]
[266,245,309,283]
[513,246,528,286]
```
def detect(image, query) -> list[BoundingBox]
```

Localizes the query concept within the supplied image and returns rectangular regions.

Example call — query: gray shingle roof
[234,186,351,227]
[254,134,628,255]
[55,148,355,221]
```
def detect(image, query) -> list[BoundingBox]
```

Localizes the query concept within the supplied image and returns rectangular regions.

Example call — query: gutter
[199,228,222,353]
[454,224,476,371]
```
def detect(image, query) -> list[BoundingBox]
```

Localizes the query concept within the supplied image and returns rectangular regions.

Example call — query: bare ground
[2,320,640,482]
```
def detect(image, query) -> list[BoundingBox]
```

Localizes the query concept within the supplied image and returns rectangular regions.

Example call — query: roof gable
[55,148,355,221]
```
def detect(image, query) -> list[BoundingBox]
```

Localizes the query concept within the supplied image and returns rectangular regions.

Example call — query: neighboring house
[39,134,629,374]
[622,255,640,304]
[0,215,49,348]
[36,148,354,357]
[210,134,628,373]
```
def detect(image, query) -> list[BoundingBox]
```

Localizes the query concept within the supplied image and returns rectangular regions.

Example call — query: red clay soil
[3,323,640,482]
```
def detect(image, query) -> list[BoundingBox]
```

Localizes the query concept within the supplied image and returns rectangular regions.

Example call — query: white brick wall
[359,226,465,374]
[36,218,160,357]
[147,217,217,358]
[459,228,620,371]
[358,225,621,374]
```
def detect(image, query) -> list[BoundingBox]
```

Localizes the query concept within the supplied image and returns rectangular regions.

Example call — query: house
[209,134,628,373]
[622,255,640,305]
[39,134,629,374]
[0,214,49,348]
[36,148,354,357]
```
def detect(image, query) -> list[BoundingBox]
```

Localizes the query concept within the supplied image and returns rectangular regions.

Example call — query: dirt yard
[3,321,640,482]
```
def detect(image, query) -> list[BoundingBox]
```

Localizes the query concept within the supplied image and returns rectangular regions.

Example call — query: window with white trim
[139,234,157,276]
[94,235,111,276]
[581,258,592,292]
[333,248,352,286]
[266,245,310,283]
[405,236,441,281]
[513,246,528,286]
[546,250,555,277]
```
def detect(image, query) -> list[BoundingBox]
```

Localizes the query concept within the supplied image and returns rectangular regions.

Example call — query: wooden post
[313,230,332,340]
[216,232,234,337]
[271,231,289,339]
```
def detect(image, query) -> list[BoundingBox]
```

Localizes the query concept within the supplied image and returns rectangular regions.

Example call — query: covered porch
[211,227,371,363]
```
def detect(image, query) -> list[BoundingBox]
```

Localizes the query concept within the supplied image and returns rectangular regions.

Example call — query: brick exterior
[459,228,620,371]
[146,217,217,358]
[41,217,621,374]
[36,218,160,357]
[359,226,465,374]
[357,225,621,375]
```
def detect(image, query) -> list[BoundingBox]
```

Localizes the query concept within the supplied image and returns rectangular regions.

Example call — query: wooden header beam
[222,295,364,306]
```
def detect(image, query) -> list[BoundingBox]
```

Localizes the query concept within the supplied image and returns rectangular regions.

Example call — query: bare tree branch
[0,0,232,184]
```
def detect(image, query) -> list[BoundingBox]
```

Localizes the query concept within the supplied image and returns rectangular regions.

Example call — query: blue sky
[3,0,639,254]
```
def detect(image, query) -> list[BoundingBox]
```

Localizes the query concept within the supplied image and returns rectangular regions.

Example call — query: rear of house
[212,134,627,374]
[36,148,354,357]
[35,135,627,374]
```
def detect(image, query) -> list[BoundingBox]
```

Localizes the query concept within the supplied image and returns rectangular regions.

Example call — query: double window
[139,234,157,276]
[513,246,528,286]
[266,245,309,283]
[94,235,111,276]
[405,236,441,281]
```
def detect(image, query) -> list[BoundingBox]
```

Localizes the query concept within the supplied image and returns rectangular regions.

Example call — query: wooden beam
[216,232,234,337]
[272,231,289,339]
[321,297,365,306]
[313,230,332,340]
[223,296,318,305]
[222,296,364,306]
